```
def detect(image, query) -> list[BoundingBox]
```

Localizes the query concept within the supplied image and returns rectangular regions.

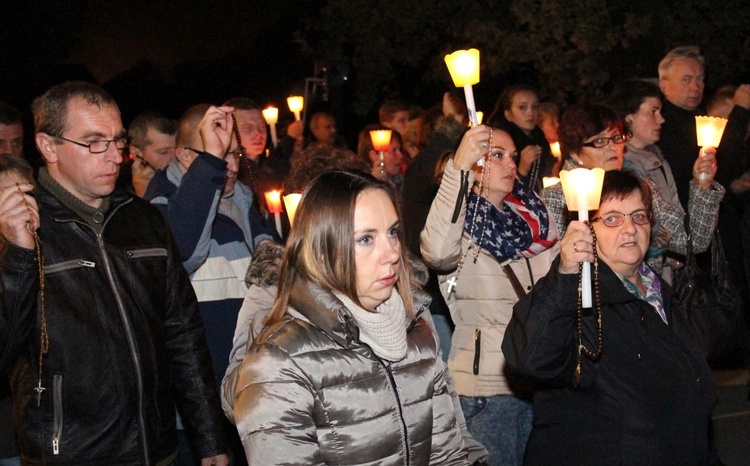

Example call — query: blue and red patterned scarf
[465,179,558,263]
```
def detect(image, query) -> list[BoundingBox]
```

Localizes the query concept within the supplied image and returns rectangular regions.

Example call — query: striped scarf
[465,179,558,263]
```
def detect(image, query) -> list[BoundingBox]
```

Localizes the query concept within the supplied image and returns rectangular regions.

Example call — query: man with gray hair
[0,101,23,157]
[658,45,750,206]
[0,81,228,465]
[658,46,750,320]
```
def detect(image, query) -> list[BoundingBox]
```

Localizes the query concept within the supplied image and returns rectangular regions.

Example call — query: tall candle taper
[264,190,284,237]
[559,167,605,308]
[287,96,304,121]
[444,48,481,127]
[262,106,279,148]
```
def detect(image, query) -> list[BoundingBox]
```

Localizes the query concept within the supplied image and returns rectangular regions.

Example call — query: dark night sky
[1,0,317,121]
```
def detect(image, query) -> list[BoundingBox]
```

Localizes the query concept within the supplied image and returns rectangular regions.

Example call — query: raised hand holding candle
[444,49,480,127]
[262,107,279,148]
[264,190,284,237]
[695,115,728,181]
[287,96,304,121]
[559,167,605,308]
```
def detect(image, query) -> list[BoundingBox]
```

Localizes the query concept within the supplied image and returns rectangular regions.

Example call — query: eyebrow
[353,220,400,236]
[601,208,648,215]
[79,130,127,139]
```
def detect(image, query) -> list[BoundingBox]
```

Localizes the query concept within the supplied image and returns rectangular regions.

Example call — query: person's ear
[35,133,58,164]
[625,115,634,127]
[504,109,512,121]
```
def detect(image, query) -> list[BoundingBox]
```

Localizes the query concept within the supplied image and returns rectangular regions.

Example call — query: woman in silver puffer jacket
[229,170,470,465]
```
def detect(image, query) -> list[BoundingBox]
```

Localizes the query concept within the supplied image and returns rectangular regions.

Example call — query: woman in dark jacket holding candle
[503,170,715,465]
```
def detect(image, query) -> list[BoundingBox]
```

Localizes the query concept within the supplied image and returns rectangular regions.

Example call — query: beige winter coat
[421,160,555,397]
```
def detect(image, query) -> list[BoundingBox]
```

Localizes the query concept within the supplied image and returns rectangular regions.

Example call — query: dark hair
[309,111,335,130]
[0,101,22,126]
[707,85,737,116]
[609,80,661,132]
[32,81,119,137]
[128,112,177,149]
[284,143,370,194]
[357,123,403,167]
[0,153,33,181]
[378,100,410,124]
[268,170,415,325]
[598,170,653,224]
[558,104,623,161]
[222,97,261,111]
[487,84,539,126]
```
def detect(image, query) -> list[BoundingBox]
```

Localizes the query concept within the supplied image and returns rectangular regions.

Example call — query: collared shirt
[619,263,667,324]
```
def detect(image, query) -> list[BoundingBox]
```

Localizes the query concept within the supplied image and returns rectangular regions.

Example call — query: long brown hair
[267,170,415,325]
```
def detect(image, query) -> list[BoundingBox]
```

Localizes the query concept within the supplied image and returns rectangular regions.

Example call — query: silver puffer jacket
[229,278,469,465]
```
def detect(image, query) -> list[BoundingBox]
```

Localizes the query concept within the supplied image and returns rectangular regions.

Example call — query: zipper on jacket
[126,248,168,259]
[97,232,151,465]
[473,329,481,375]
[52,374,63,455]
[44,258,96,274]
[383,362,411,466]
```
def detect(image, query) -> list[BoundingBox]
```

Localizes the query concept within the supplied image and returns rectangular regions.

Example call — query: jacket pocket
[52,374,63,455]
[45,258,96,274]
[126,247,168,260]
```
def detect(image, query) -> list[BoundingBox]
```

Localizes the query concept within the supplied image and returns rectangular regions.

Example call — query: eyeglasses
[581,133,630,148]
[58,136,128,154]
[592,210,652,227]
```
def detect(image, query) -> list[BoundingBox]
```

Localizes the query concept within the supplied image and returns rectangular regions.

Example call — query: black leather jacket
[0,185,226,464]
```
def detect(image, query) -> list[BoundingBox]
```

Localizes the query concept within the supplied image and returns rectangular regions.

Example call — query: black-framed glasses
[581,133,630,148]
[592,210,652,227]
[58,136,128,154]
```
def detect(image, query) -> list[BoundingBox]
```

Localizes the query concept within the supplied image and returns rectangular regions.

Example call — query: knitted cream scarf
[334,289,409,362]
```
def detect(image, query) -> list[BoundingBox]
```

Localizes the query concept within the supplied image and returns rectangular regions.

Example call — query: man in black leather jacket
[0,81,228,465]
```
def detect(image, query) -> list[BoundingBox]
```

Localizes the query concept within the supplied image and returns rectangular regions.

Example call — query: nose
[621,215,638,233]
[226,153,239,173]
[105,144,124,164]
[380,236,401,265]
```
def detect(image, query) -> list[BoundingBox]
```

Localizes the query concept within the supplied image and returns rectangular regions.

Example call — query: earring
[578,159,584,166]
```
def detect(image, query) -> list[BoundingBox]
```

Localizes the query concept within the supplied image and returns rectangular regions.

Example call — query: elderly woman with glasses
[503,170,716,464]
[540,103,724,275]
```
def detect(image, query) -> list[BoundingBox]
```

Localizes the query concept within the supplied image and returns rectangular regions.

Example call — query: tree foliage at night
[299,0,750,115]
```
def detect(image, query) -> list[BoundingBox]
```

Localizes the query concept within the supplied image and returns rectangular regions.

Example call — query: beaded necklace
[446,128,493,295]
[574,221,602,387]
[16,183,47,406]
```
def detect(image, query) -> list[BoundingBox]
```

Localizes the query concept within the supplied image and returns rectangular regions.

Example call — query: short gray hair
[658,46,705,80]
